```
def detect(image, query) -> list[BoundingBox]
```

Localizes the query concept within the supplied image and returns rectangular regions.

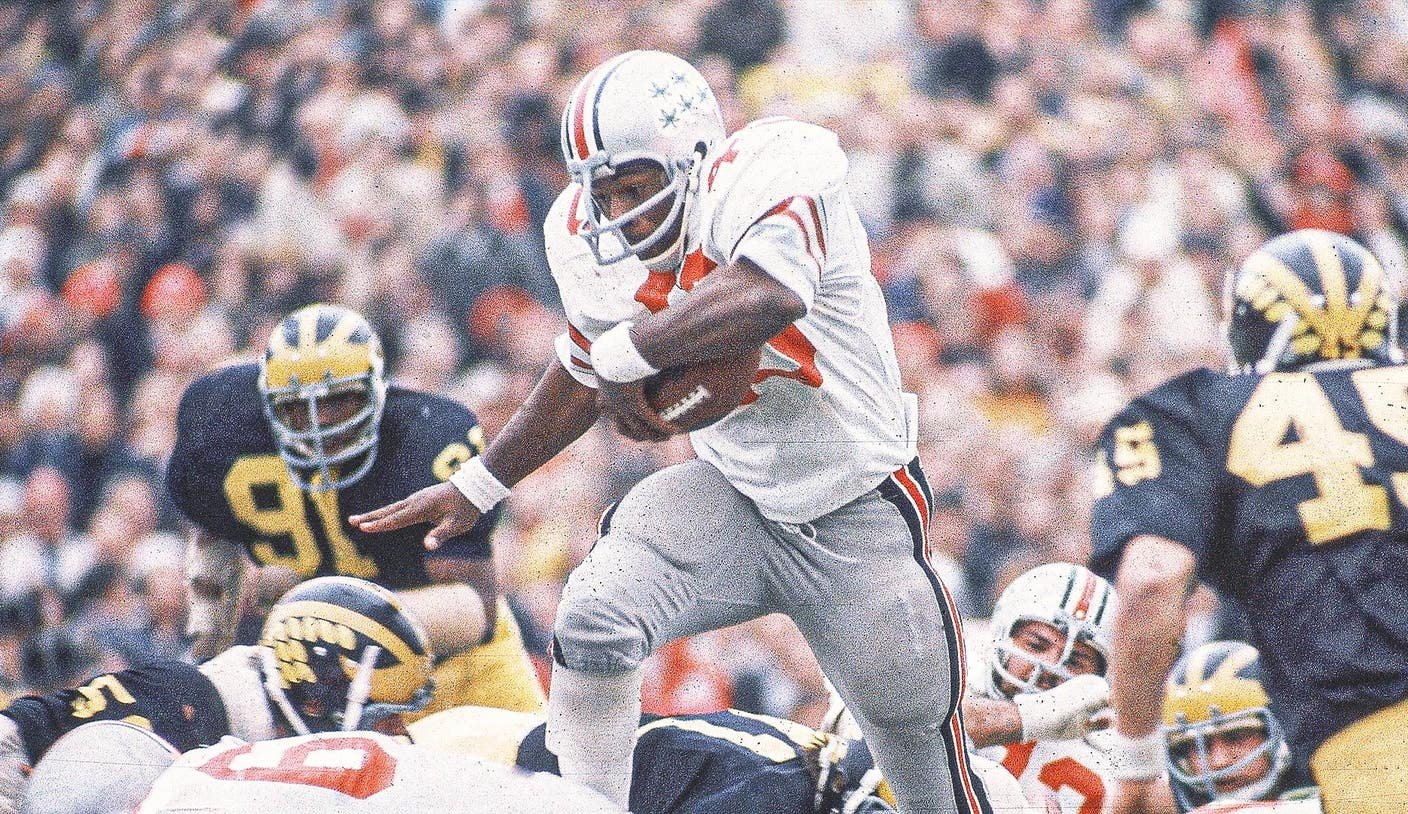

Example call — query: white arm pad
[1013,674,1111,742]
[1107,729,1167,781]
[185,530,245,645]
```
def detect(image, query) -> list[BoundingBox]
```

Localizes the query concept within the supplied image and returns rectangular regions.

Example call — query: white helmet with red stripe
[985,563,1117,698]
[559,50,725,267]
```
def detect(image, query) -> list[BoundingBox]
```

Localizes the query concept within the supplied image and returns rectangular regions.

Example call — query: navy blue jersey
[1,661,229,763]
[1091,365,1408,768]
[166,364,499,590]
[517,709,881,814]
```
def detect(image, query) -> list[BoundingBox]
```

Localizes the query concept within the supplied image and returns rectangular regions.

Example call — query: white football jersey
[978,736,1114,814]
[546,117,915,523]
[136,732,623,814]
[967,626,1115,813]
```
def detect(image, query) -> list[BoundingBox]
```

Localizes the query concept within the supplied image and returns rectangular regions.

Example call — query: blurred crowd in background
[0,0,1405,726]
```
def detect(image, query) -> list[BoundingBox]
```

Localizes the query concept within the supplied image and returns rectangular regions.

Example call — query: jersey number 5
[1228,368,1408,545]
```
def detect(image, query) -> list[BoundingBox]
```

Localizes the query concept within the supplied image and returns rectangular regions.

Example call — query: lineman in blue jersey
[166,304,543,716]
[0,578,433,814]
[409,706,896,814]
[1090,230,1408,814]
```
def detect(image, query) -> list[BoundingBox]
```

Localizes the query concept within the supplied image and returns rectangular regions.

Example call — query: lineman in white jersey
[21,722,621,814]
[970,564,1120,813]
[352,49,989,814]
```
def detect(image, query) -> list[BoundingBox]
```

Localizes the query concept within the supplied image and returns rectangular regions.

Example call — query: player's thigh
[554,460,770,668]
[411,599,546,719]
[781,490,963,725]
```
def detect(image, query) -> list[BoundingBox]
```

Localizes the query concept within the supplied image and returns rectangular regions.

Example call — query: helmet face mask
[1163,641,1291,809]
[560,50,725,268]
[1166,712,1280,804]
[991,618,1103,695]
[1223,228,1401,375]
[812,737,896,814]
[985,564,1115,699]
[574,151,695,267]
[258,304,388,492]
[259,577,434,736]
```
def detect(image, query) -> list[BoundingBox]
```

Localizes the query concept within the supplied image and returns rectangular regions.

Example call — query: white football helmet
[560,50,726,268]
[985,563,1116,698]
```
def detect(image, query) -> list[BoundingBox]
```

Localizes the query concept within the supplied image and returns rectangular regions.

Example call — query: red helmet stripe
[1072,570,1098,619]
[571,82,591,160]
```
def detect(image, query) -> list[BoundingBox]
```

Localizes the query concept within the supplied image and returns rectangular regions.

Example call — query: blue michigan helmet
[259,577,434,735]
[258,303,388,492]
[1162,640,1291,810]
[1224,228,1400,374]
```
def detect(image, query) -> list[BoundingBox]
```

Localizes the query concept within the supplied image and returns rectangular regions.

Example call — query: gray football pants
[551,458,993,814]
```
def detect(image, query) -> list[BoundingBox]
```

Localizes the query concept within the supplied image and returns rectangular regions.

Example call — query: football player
[352,50,988,813]
[1163,641,1318,813]
[825,563,1117,813]
[971,563,1118,813]
[411,704,946,814]
[21,721,624,814]
[0,577,432,814]
[165,303,543,716]
[1091,229,1408,814]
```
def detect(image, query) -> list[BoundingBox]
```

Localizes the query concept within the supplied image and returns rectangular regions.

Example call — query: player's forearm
[1109,535,1196,737]
[481,361,600,487]
[961,695,1024,747]
[631,259,805,369]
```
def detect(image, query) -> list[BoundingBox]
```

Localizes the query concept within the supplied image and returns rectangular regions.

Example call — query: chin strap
[341,645,381,731]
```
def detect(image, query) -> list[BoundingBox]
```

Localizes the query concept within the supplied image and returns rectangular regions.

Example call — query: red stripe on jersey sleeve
[568,325,592,353]
[747,197,825,276]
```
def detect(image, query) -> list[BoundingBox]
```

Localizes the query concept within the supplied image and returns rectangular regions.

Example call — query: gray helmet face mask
[260,374,385,493]
[1165,709,1290,810]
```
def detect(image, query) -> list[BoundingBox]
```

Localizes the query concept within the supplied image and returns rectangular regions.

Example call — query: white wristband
[449,457,510,513]
[590,321,660,383]
[1107,729,1166,780]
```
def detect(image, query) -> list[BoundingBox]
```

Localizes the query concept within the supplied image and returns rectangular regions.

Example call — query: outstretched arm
[1106,535,1196,814]
[963,675,1112,748]
[351,360,600,547]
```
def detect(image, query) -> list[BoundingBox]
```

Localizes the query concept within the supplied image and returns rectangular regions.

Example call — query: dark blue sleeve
[1,661,229,763]
[384,391,498,560]
[1090,371,1224,579]
[164,365,263,538]
[165,374,213,523]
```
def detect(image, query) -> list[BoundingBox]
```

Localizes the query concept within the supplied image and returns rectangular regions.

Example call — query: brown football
[644,347,763,432]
